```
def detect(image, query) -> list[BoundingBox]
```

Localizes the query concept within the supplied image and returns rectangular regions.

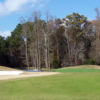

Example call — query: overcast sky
[0,0,99,37]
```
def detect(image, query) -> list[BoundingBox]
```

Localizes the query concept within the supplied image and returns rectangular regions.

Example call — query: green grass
[1,66,100,100]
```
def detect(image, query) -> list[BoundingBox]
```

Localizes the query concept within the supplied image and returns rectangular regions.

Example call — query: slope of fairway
[0,70,100,100]
[54,65,100,73]
[54,68,100,73]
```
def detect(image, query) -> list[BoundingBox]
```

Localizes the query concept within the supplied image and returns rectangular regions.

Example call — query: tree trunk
[25,39,29,69]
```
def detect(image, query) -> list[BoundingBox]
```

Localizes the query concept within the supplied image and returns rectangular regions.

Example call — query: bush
[84,59,95,65]
[52,56,60,69]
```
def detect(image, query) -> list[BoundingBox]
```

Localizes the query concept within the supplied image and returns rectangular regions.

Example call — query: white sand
[0,72,60,80]
[0,71,23,75]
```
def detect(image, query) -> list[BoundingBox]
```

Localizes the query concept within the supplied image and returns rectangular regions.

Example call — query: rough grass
[0,65,100,100]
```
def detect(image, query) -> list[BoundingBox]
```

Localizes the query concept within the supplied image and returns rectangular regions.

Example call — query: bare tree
[92,8,100,64]
[31,11,42,70]
[20,17,30,69]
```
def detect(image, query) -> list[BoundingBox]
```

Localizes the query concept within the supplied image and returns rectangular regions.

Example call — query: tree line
[0,9,100,69]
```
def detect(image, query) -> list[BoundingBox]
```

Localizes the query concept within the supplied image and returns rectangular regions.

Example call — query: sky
[0,0,99,37]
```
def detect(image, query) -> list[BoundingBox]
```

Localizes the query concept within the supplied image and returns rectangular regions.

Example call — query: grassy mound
[54,65,100,73]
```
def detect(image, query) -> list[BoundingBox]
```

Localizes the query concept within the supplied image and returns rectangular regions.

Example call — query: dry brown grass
[0,66,20,71]
[62,65,100,69]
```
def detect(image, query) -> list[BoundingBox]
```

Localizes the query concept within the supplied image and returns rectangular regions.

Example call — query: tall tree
[62,13,89,65]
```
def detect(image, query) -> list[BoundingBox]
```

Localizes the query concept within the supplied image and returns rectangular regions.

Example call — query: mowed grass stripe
[54,68,100,73]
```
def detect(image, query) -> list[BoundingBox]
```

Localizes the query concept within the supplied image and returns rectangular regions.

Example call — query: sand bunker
[0,71,23,75]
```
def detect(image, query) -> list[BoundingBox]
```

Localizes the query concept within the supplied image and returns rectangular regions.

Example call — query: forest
[0,8,100,70]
